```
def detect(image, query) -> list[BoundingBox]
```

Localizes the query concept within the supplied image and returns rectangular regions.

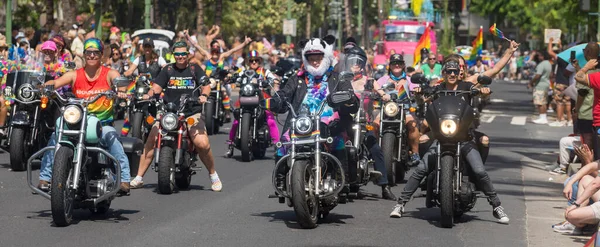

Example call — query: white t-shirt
[133,56,167,67]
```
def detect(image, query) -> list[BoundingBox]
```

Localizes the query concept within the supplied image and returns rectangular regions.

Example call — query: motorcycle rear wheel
[51,147,76,227]
[291,159,319,229]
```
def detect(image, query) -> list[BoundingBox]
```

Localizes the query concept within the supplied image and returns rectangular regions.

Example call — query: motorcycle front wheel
[50,147,76,227]
[240,112,252,162]
[291,159,319,229]
[9,127,28,171]
[157,146,175,194]
[440,154,455,228]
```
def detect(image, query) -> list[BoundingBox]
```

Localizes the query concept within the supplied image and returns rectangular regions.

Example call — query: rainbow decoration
[468,26,484,65]
[223,96,231,110]
[413,23,431,67]
[84,38,104,51]
[489,23,508,41]
[121,120,131,136]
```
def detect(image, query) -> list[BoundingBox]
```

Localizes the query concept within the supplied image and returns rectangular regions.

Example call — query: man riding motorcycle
[130,41,222,191]
[375,54,421,164]
[344,46,396,200]
[39,38,131,194]
[226,50,280,157]
[389,58,510,224]
[269,36,358,185]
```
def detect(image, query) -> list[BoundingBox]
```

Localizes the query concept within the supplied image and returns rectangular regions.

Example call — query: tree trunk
[196,0,204,32]
[377,0,383,41]
[344,0,352,38]
[46,0,55,26]
[153,0,161,28]
[215,0,222,26]
[306,0,312,38]
[62,0,77,26]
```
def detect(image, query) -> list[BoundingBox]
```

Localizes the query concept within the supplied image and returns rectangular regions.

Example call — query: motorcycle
[270,91,354,229]
[231,70,273,161]
[3,71,56,171]
[26,89,144,227]
[126,73,154,142]
[203,68,231,135]
[113,76,132,120]
[378,83,417,186]
[150,87,204,194]
[416,74,492,228]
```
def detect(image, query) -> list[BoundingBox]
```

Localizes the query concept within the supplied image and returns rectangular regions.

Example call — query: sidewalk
[521,155,591,246]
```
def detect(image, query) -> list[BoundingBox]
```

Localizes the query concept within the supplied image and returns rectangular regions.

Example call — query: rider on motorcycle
[269,36,358,184]
[344,46,397,200]
[375,54,421,164]
[130,41,222,192]
[226,50,280,157]
[389,58,510,224]
[39,38,132,194]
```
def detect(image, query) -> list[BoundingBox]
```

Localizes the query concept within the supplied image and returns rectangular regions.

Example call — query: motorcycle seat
[118,137,144,155]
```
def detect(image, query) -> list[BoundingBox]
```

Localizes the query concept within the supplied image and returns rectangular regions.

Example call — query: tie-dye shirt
[204,59,224,77]
[72,66,114,124]
[155,64,206,108]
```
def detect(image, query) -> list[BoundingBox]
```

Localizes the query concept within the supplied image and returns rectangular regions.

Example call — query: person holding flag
[467,26,484,68]
[413,23,431,70]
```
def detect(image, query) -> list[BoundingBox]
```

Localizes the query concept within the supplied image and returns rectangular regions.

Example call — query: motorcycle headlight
[3,86,12,97]
[18,83,35,102]
[294,117,313,135]
[160,112,178,131]
[384,102,399,117]
[241,84,254,96]
[209,78,217,89]
[63,105,83,124]
[440,119,458,137]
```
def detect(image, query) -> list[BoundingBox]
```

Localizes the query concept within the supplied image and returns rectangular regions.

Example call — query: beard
[305,58,331,77]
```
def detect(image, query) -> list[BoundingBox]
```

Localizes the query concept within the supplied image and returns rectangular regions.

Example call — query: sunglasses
[143,45,153,48]
[428,57,436,61]
[42,50,55,55]
[445,69,460,75]
[84,50,102,57]
[391,62,405,66]
[173,52,189,57]
[250,59,260,64]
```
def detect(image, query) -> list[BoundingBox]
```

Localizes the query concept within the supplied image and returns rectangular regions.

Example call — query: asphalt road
[0,80,541,247]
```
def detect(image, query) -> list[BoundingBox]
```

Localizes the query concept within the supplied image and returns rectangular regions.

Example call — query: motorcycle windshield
[426,94,474,142]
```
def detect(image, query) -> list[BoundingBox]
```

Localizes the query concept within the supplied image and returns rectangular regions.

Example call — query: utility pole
[6,0,12,45]
[286,0,292,44]
[337,4,342,49]
[145,0,151,29]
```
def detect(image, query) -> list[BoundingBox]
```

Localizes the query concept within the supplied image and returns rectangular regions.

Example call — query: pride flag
[413,23,431,67]
[468,26,483,66]
[489,23,505,39]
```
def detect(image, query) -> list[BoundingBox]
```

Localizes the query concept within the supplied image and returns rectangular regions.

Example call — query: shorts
[552,84,571,105]
[577,119,594,134]
[152,113,206,136]
[533,90,549,106]
[565,176,594,206]
[591,201,600,220]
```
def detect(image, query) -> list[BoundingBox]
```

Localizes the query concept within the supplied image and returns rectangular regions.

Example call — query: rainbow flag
[468,26,483,65]
[461,0,467,11]
[489,23,505,39]
[413,23,431,67]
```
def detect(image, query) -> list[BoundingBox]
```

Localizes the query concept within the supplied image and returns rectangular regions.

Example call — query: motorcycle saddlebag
[118,136,144,177]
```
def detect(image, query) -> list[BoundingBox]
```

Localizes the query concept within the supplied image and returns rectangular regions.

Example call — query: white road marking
[510,116,527,125]
[481,115,496,123]
[490,98,506,103]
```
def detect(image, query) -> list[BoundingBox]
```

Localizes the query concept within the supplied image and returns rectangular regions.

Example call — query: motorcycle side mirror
[365,78,374,90]
[382,83,395,91]
[114,77,131,87]
[328,91,354,106]
[339,71,354,82]
[477,75,493,85]
[65,62,76,69]
[199,76,210,86]
[411,73,429,86]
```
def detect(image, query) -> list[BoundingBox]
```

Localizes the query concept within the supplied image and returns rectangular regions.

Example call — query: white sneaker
[129,178,144,189]
[549,121,566,127]
[532,118,548,124]
[553,222,583,235]
[548,108,555,113]
[390,203,405,218]
[567,121,573,127]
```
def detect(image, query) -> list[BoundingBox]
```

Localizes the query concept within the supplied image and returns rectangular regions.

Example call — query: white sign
[544,29,562,43]
[283,19,297,37]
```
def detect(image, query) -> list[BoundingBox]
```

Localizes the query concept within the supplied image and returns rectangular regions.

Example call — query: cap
[143,37,154,47]
[390,54,404,63]
[41,41,57,51]
[15,32,25,40]
[444,60,460,70]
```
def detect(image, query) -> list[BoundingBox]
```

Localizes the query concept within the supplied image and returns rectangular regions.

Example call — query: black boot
[381,185,397,201]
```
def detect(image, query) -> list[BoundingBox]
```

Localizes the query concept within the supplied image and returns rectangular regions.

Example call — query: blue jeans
[39,126,131,183]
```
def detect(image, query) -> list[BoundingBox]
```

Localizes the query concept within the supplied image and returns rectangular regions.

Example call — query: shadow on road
[142,183,206,192]
[251,210,354,229]
[27,208,140,227]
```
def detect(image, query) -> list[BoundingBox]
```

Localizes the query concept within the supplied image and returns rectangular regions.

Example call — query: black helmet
[389,54,405,64]
[341,46,367,76]
[420,48,429,55]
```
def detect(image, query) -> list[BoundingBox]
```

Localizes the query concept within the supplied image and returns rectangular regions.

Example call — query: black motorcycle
[230,70,272,161]
[416,74,492,228]
[203,69,231,135]
[151,88,204,194]
[378,83,416,186]
[126,73,154,142]
[4,71,57,171]
[270,91,355,229]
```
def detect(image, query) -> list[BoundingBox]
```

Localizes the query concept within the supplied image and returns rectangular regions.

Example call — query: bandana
[390,71,406,81]
[84,38,103,52]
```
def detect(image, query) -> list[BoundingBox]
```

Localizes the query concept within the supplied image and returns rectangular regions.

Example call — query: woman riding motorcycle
[225,50,281,157]
[269,36,358,184]
[375,54,421,164]
[389,58,509,224]
[343,46,396,200]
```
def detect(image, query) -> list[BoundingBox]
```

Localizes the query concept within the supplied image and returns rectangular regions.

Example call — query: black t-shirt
[155,64,206,110]
[554,58,569,86]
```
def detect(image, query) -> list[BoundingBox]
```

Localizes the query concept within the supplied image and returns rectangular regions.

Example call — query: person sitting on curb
[548,135,581,175]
